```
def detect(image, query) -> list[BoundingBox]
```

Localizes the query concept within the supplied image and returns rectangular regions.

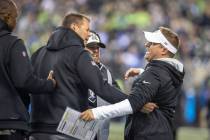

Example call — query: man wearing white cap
[85,31,120,140]
[80,27,185,140]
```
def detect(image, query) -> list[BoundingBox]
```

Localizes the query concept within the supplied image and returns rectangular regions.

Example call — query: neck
[156,55,171,59]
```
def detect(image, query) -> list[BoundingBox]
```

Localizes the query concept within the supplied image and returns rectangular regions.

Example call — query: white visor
[143,30,177,54]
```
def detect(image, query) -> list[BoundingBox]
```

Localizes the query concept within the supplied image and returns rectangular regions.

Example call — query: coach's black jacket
[0,20,54,131]
[126,59,185,140]
[30,27,126,133]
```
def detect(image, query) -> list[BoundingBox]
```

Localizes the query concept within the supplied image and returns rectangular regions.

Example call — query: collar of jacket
[146,60,185,87]
[0,18,12,32]
[46,26,85,51]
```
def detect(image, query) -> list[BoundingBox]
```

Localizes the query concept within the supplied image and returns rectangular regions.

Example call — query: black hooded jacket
[126,59,185,140]
[30,27,127,133]
[0,19,54,131]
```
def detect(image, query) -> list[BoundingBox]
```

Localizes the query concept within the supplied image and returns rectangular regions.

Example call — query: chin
[144,56,151,62]
[144,55,148,59]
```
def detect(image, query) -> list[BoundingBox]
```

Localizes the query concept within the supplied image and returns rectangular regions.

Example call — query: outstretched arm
[77,51,127,103]
[80,69,160,120]
[80,99,158,121]
[80,99,132,121]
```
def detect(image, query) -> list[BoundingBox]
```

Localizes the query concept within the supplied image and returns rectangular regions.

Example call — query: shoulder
[144,61,172,83]
[65,45,86,56]
[74,45,86,53]
[5,33,25,50]
[5,34,25,53]
[31,46,46,61]
[143,65,160,78]
[65,46,92,65]
[75,46,91,58]
[1,32,23,47]
[145,61,169,75]
[133,63,161,84]
[4,32,22,43]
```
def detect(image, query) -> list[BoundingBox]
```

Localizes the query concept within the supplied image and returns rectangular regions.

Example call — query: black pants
[29,133,78,140]
[0,130,27,140]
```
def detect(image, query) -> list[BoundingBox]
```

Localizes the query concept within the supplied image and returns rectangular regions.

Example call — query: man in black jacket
[81,27,185,140]
[0,0,56,140]
[29,13,127,140]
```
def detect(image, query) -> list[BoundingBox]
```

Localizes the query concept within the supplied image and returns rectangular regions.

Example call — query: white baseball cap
[144,30,177,54]
[86,31,106,48]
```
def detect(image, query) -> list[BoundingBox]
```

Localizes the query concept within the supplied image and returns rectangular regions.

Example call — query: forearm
[23,74,54,93]
[77,52,127,103]
[92,99,133,120]
[138,68,145,75]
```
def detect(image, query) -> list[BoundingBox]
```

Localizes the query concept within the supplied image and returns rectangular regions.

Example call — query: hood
[46,26,84,51]
[148,58,185,87]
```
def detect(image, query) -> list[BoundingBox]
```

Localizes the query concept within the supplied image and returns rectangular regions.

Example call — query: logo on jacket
[22,51,27,57]
[88,90,96,103]
[142,80,151,84]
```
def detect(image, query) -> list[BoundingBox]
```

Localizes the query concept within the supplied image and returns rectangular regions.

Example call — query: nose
[96,48,100,53]
[93,49,98,54]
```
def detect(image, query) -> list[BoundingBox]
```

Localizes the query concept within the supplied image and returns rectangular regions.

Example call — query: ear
[70,23,78,32]
[161,47,169,55]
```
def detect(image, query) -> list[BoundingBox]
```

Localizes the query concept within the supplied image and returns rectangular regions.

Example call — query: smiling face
[144,42,164,62]
[85,44,100,64]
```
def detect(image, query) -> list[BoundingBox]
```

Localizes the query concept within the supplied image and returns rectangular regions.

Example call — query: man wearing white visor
[80,27,185,140]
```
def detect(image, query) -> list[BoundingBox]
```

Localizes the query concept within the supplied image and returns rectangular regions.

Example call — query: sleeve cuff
[92,99,133,120]
[138,68,145,75]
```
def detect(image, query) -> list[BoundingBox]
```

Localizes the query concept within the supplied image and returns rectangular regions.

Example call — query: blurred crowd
[13,0,210,129]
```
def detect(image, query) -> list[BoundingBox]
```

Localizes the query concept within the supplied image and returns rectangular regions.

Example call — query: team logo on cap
[87,32,100,44]
[91,33,100,42]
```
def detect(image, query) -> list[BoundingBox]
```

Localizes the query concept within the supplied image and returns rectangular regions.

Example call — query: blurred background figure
[13,0,210,140]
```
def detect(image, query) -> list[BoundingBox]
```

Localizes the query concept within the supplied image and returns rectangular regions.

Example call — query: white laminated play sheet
[57,107,102,140]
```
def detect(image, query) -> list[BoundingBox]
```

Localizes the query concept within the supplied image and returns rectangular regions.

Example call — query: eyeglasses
[145,42,161,48]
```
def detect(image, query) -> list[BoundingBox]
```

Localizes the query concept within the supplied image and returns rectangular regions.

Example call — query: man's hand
[140,102,158,114]
[124,68,141,80]
[47,70,57,88]
[80,109,95,121]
